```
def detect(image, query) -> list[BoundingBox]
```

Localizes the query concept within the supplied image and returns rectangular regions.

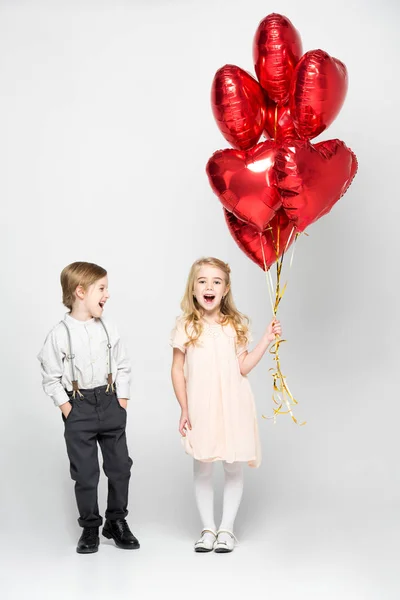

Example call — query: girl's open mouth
[203,294,215,304]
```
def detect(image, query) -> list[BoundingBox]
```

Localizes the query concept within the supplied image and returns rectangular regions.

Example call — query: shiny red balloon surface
[253,13,302,106]
[211,65,267,151]
[206,141,282,233]
[264,100,297,142]
[290,50,348,140]
[277,138,357,231]
[207,13,358,269]
[225,208,295,270]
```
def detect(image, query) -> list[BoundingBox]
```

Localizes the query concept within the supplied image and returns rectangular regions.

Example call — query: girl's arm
[171,348,191,436]
[238,319,281,376]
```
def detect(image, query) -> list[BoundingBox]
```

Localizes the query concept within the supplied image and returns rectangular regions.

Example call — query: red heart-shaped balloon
[264,99,298,142]
[211,65,267,151]
[290,50,348,139]
[277,138,358,231]
[225,208,295,270]
[206,141,282,232]
[253,13,303,106]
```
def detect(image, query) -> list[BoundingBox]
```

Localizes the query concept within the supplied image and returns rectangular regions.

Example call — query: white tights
[193,459,244,535]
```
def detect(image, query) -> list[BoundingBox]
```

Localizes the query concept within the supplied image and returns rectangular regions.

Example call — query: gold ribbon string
[259,225,305,425]
[274,104,278,140]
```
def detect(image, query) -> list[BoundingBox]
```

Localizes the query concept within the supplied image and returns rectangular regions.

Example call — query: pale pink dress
[170,317,261,468]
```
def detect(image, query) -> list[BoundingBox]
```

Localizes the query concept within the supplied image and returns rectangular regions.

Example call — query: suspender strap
[99,318,115,393]
[61,320,83,398]
[61,318,115,396]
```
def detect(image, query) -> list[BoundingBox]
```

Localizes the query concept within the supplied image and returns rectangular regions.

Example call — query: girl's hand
[179,411,192,437]
[265,319,282,344]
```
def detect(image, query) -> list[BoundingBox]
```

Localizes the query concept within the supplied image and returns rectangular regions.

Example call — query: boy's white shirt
[38,313,131,407]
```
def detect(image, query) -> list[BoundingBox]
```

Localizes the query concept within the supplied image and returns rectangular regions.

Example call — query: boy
[38,261,139,554]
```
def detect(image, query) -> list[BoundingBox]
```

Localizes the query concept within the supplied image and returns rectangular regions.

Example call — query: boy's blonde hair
[60,261,107,310]
[181,257,249,347]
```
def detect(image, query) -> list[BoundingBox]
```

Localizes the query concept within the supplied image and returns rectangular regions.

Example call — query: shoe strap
[216,529,238,544]
[200,528,217,538]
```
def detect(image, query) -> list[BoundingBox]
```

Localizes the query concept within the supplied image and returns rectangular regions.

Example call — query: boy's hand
[118,398,128,410]
[60,402,72,418]
[179,410,192,437]
[265,319,282,344]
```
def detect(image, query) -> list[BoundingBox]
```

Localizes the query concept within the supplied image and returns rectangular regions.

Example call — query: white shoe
[214,529,238,553]
[194,529,217,553]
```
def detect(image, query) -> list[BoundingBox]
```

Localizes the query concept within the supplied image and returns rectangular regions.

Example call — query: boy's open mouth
[99,301,105,309]
[203,293,215,304]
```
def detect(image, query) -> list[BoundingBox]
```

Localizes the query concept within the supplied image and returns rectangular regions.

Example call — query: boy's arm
[113,328,131,406]
[38,329,71,410]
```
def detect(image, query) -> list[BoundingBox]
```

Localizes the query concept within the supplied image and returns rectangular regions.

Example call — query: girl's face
[193,265,228,314]
[78,276,110,318]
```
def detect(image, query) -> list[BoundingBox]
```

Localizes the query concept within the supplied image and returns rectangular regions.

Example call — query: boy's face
[78,276,110,319]
[193,265,228,314]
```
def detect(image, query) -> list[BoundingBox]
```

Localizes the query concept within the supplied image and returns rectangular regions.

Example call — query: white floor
[3,505,398,600]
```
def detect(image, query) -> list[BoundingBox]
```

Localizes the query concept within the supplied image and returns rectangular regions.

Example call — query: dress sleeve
[170,317,189,353]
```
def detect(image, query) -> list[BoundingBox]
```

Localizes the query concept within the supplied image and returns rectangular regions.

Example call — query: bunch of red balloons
[206,13,358,269]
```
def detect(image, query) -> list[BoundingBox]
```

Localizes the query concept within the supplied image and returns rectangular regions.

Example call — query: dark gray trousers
[63,385,132,528]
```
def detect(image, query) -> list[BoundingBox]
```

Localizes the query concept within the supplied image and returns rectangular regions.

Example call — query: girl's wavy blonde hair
[180,257,249,347]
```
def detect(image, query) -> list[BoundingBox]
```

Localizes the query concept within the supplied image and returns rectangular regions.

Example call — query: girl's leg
[218,461,244,547]
[193,459,216,547]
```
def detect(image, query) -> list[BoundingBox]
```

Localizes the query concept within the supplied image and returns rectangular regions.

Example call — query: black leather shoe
[102,519,140,550]
[76,527,99,554]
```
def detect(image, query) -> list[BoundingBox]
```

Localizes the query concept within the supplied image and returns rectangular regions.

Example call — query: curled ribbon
[260,222,306,425]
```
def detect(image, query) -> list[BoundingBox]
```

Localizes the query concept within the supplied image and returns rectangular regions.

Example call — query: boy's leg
[98,426,132,520]
[97,389,138,549]
[63,401,102,528]
[98,401,132,520]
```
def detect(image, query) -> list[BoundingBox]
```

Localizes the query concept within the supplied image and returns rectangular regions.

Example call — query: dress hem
[182,442,260,468]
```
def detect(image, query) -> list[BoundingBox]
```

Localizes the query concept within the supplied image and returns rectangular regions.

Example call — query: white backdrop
[1,1,399,598]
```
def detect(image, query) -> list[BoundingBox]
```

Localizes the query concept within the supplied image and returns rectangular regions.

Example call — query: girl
[170,257,281,553]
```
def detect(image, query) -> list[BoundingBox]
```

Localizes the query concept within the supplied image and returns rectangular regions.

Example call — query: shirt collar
[64,312,96,326]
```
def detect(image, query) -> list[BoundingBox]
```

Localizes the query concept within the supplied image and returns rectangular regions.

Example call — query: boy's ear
[75,285,86,300]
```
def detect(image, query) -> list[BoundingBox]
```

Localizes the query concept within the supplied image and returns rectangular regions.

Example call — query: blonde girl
[170,257,281,553]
